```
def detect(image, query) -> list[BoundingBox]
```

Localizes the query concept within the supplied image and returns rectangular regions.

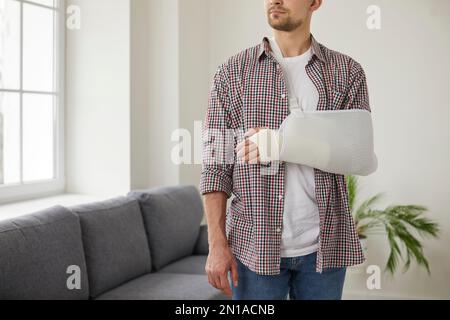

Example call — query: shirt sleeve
[199,65,235,199]
[343,62,371,112]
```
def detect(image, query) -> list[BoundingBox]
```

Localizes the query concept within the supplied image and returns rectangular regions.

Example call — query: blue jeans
[229,251,346,300]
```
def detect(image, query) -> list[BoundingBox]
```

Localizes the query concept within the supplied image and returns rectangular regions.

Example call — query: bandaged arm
[248,109,378,176]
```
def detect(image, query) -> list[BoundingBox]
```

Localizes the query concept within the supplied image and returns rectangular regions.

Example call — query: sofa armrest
[193,224,209,255]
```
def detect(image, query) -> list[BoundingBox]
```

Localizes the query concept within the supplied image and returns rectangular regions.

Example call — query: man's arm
[203,191,238,298]
[237,62,377,176]
[203,192,228,248]
[199,65,234,198]
[343,61,371,112]
[276,110,378,176]
[200,65,238,298]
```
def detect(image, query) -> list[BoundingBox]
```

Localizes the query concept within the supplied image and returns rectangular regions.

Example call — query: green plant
[346,175,440,275]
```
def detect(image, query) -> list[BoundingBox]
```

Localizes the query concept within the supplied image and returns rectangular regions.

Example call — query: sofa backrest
[69,196,151,299]
[0,206,89,300]
[127,185,204,271]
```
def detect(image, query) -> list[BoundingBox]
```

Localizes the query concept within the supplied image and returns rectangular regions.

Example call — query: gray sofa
[0,185,229,300]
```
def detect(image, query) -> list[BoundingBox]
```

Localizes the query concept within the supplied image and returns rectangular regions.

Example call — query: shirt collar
[258,33,326,63]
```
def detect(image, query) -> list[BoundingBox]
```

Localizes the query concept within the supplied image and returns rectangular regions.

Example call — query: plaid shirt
[199,34,370,275]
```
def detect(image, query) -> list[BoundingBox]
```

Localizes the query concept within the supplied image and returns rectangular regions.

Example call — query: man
[200,0,372,300]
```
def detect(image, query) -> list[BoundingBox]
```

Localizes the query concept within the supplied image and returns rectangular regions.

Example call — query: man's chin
[268,18,289,30]
[268,20,302,32]
[269,20,284,29]
[270,23,293,32]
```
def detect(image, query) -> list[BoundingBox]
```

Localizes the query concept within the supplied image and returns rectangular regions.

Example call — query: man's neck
[272,27,312,58]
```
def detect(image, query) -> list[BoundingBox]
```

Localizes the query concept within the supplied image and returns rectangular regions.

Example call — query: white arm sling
[248,109,378,176]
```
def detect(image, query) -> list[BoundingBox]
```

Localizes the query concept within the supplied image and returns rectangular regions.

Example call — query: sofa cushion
[69,196,151,298]
[0,206,89,300]
[157,255,207,275]
[127,185,203,271]
[194,224,209,255]
[95,273,229,300]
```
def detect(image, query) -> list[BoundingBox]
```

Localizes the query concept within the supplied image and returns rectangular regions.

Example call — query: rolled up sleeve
[199,65,235,199]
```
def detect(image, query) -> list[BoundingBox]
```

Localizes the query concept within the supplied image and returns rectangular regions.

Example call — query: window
[0,0,64,203]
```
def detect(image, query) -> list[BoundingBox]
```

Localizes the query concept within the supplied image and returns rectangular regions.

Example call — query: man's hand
[205,243,239,298]
[235,127,265,164]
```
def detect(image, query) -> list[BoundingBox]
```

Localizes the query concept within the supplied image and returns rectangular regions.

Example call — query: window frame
[0,0,65,204]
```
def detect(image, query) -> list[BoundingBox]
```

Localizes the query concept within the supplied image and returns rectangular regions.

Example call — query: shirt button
[281,93,286,99]
[276,227,282,233]
[279,195,283,200]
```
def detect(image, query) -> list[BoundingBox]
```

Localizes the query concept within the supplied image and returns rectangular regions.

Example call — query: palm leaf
[346,175,440,275]
[354,193,385,224]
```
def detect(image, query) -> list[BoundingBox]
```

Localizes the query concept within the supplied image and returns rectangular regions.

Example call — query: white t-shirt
[268,36,320,257]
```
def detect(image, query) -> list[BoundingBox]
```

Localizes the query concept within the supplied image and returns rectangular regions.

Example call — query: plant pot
[359,235,368,254]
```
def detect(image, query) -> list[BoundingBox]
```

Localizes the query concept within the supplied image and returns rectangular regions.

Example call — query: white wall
[65,0,131,197]
[130,0,210,190]
[179,0,210,187]
[66,0,183,195]
[209,0,270,75]
[130,0,180,190]
[206,0,450,299]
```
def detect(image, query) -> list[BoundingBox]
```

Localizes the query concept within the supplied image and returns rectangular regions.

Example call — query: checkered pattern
[199,34,370,275]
